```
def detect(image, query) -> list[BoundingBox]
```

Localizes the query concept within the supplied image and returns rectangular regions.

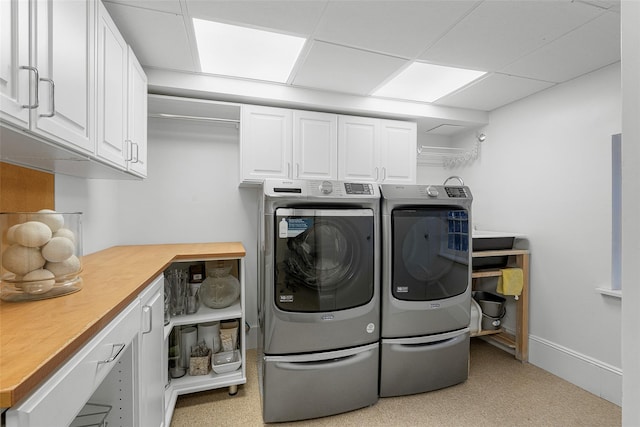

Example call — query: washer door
[392,207,469,301]
[274,208,374,312]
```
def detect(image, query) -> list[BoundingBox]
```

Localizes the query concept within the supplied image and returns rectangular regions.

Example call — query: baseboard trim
[529,334,622,406]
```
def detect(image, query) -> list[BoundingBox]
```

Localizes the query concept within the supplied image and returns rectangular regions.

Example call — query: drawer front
[380,329,469,397]
[5,300,140,427]
[262,343,379,423]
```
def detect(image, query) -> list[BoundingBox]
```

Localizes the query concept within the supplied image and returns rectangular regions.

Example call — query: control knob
[319,181,333,194]
[426,186,439,197]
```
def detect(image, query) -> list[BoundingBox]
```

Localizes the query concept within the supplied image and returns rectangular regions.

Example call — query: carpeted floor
[170,339,621,426]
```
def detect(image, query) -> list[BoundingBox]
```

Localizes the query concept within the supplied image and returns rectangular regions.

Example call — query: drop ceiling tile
[419,0,602,71]
[501,12,621,83]
[292,41,407,96]
[314,1,478,58]
[434,73,555,111]
[104,0,182,14]
[104,2,197,72]
[185,0,327,36]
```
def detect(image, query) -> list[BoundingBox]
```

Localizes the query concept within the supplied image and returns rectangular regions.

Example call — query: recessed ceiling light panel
[373,62,486,103]
[193,18,306,83]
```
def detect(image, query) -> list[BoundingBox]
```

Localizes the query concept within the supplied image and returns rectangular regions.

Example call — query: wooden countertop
[0,242,246,408]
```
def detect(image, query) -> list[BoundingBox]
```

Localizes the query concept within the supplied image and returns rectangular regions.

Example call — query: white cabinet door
[139,276,164,427]
[31,0,95,154]
[379,119,417,184]
[4,300,140,427]
[96,2,127,169]
[337,115,379,182]
[126,47,148,177]
[0,0,30,128]
[293,110,337,180]
[241,105,292,182]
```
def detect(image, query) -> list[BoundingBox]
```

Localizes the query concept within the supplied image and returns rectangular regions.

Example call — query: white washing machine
[257,179,380,423]
[379,183,472,397]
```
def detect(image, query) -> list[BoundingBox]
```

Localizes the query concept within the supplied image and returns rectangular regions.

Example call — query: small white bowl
[212,350,241,374]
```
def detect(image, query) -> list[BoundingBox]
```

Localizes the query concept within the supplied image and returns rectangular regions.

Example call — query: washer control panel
[344,182,374,195]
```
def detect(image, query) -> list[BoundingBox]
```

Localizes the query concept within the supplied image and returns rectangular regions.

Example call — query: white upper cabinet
[97,5,148,177]
[126,47,148,177]
[293,110,338,180]
[0,0,30,128]
[379,119,417,184]
[241,105,293,182]
[241,106,417,185]
[31,0,96,154]
[97,1,128,169]
[337,115,380,182]
[241,106,338,183]
[0,0,95,153]
[0,0,147,179]
[338,115,416,184]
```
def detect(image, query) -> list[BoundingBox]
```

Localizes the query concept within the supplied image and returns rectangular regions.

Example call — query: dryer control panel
[444,186,469,198]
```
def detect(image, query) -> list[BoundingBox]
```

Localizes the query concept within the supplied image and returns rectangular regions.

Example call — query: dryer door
[274,208,374,312]
[392,207,469,301]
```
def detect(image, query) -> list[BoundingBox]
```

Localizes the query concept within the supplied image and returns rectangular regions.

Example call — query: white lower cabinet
[139,276,165,427]
[3,276,169,427]
[3,298,141,427]
[3,255,245,427]
[163,256,246,426]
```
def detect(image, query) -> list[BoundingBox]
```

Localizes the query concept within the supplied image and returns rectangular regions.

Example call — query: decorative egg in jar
[198,260,240,309]
[1,211,83,301]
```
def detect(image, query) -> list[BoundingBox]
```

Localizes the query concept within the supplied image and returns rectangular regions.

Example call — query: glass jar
[198,262,240,309]
[1,211,83,302]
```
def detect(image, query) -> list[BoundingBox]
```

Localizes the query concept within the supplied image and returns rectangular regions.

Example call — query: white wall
[55,176,120,255]
[114,118,260,342]
[420,63,621,404]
